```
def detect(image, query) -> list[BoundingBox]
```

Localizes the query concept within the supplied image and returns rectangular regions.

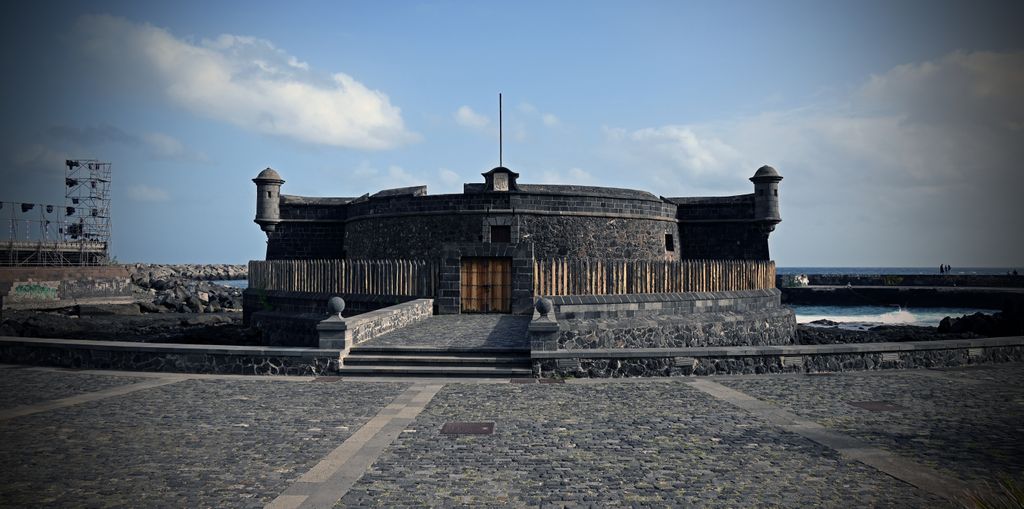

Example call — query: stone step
[349,345,529,357]
[337,364,533,377]
[344,355,529,366]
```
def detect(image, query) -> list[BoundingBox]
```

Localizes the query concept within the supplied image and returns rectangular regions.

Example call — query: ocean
[777,267,1019,276]
[790,305,996,329]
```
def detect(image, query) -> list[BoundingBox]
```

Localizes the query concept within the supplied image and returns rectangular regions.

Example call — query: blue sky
[2,1,1022,266]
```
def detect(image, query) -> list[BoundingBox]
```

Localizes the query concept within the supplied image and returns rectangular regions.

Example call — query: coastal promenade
[2,363,1022,507]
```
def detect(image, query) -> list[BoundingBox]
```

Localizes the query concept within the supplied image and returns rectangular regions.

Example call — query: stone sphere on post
[327,296,345,318]
[535,297,552,316]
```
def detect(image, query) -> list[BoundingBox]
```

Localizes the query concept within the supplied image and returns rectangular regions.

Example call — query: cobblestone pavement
[358,315,530,349]
[338,381,947,508]
[0,374,409,508]
[0,368,146,410]
[3,364,1022,507]
[717,364,1024,483]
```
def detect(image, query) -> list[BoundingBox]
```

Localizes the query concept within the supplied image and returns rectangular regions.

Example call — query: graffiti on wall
[11,282,59,302]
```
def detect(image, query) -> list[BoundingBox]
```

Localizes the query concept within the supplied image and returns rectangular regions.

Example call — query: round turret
[253,167,285,233]
[749,165,782,223]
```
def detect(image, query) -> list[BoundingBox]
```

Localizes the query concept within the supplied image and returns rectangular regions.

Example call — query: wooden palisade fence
[533,258,776,296]
[249,259,438,297]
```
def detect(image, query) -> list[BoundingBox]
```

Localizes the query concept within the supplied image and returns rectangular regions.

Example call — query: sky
[2,0,1022,267]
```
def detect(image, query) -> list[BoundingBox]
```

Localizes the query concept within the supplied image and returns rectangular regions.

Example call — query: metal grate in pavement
[441,421,495,435]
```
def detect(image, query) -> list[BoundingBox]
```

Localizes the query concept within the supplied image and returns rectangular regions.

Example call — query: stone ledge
[0,336,339,357]
[531,335,1024,359]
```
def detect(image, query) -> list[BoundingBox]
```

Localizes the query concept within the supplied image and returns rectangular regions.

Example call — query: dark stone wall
[344,215,481,259]
[264,187,770,262]
[533,345,1024,378]
[519,215,676,260]
[0,341,339,375]
[678,222,769,260]
[267,199,347,260]
[266,222,345,260]
[556,308,796,350]
[672,195,755,221]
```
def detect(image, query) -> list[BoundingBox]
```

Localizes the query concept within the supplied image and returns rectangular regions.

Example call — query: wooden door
[460,257,512,313]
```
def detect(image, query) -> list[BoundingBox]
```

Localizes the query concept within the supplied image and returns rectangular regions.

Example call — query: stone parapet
[533,335,1024,378]
[0,336,340,376]
[318,298,434,351]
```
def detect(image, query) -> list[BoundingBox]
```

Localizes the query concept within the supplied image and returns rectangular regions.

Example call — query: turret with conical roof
[253,167,285,232]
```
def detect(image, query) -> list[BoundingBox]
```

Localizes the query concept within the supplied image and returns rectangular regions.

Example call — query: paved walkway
[1,363,1022,507]
[357,314,530,350]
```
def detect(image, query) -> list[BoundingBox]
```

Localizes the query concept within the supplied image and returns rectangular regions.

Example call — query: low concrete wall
[0,266,134,311]
[0,336,339,376]
[533,336,1024,378]
[345,298,433,346]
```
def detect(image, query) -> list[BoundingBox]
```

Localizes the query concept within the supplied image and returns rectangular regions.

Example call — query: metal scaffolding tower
[64,159,112,246]
[0,159,112,266]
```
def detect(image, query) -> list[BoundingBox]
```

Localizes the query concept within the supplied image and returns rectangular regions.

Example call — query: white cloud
[542,113,560,127]
[74,14,417,150]
[454,106,489,129]
[127,184,170,202]
[602,50,1024,265]
[603,125,745,194]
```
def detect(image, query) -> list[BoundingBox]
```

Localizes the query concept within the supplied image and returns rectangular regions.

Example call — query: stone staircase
[338,345,532,377]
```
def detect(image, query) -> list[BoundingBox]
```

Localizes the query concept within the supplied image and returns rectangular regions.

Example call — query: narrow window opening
[665,233,675,252]
[773,189,778,197]
[267,191,272,198]
[491,225,511,243]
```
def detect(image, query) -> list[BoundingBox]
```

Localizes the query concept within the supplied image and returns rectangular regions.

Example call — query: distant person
[947,264,952,274]
[939,264,944,274]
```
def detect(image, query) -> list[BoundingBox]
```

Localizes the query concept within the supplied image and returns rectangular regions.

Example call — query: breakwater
[778,273,1023,288]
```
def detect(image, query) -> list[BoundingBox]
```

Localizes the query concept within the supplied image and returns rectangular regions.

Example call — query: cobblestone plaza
[1,363,1022,507]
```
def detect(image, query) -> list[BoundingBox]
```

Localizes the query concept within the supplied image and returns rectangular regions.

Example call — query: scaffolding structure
[64,159,112,246]
[1,159,112,266]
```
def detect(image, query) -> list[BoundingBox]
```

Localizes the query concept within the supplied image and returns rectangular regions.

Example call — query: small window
[491,225,511,243]
[267,191,272,198]
[665,233,674,252]
[773,189,778,197]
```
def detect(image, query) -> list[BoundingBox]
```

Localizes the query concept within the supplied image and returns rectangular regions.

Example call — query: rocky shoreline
[127,263,246,312]
[128,263,247,282]
[798,307,1023,345]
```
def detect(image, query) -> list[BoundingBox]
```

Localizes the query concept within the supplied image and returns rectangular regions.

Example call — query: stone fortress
[245,164,796,377]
